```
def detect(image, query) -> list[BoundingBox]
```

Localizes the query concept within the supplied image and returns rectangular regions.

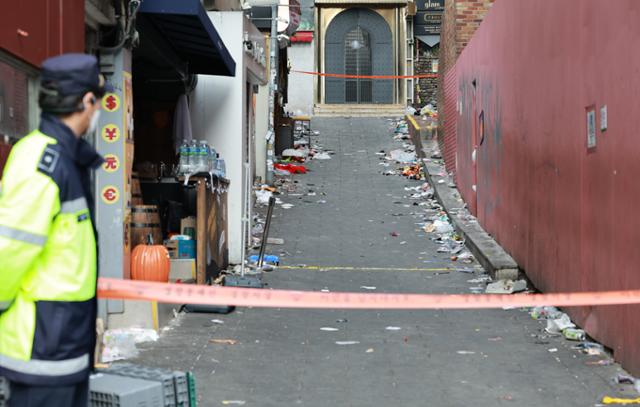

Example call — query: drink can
[563,328,586,341]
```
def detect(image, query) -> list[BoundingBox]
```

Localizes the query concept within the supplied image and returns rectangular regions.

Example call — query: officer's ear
[79,92,97,112]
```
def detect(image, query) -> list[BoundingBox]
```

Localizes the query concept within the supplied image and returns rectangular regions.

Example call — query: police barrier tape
[97,278,640,310]
[290,70,439,80]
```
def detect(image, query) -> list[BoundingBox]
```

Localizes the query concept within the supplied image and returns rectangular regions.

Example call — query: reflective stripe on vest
[0,225,47,246]
[0,353,89,376]
[60,197,88,214]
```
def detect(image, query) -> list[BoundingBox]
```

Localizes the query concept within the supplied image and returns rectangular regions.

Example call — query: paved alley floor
[135,118,625,406]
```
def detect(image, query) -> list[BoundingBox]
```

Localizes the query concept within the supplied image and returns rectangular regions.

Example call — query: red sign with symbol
[101,124,120,143]
[101,186,120,204]
[102,154,120,173]
[102,93,120,112]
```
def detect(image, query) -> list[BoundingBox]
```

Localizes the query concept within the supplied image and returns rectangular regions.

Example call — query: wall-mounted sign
[101,124,121,143]
[414,0,443,36]
[415,24,441,36]
[102,154,120,173]
[101,93,120,113]
[416,0,444,12]
[101,185,120,204]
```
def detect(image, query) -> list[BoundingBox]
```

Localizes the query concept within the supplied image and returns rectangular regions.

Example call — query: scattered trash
[335,341,360,346]
[389,149,417,163]
[485,279,527,294]
[614,374,636,385]
[209,339,238,345]
[563,328,586,341]
[280,203,294,209]
[586,359,613,366]
[468,276,492,284]
[390,232,399,237]
[457,252,474,264]
[548,348,558,353]
[267,237,285,245]
[572,342,604,356]
[320,327,339,332]
[101,328,159,363]
[248,254,280,265]
[385,327,402,331]
[336,318,348,323]
[457,351,476,355]
[313,152,332,160]
[432,220,454,234]
[211,319,225,325]
[366,348,375,353]
[222,401,246,406]
[255,189,273,205]
[274,163,307,174]
[530,306,562,320]
[360,286,377,291]
[545,314,576,335]
[282,148,307,158]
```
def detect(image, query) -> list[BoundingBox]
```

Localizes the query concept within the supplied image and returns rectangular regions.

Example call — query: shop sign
[101,124,121,143]
[101,185,120,204]
[102,93,121,112]
[102,154,120,173]
[414,23,441,36]
[416,0,444,11]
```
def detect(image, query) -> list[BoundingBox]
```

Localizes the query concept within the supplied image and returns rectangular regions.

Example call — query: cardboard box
[169,259,196,282]
[180,217,196,239]
[165,239,196,259]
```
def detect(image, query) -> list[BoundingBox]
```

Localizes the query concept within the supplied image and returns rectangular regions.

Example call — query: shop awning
[417,35,440,47]
[139,0,236,77]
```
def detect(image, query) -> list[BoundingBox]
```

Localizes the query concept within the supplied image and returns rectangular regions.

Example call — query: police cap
[40,53,113,98]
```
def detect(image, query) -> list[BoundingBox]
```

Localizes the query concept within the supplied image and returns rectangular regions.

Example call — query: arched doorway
[325,8,393,104]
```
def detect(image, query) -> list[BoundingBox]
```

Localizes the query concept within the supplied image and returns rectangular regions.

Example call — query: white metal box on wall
[190,12,267,264]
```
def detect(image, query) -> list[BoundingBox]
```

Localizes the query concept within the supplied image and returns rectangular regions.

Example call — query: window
[0,52,39,141]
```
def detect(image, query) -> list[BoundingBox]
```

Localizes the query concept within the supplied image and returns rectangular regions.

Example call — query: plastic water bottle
[178,141,189,174]
[198,141,209,172]
[218,156,226,178]
[208,146,218,173]
[187,140,198,173]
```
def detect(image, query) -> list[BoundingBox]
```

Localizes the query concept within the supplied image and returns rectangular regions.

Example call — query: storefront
[95,0,237,327]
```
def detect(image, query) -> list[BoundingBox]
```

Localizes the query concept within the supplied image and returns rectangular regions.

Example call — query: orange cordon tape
[290,70,439,80]
[98,278,640,310]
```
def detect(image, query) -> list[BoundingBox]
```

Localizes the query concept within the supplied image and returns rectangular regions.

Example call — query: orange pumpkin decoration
[131,235,170,282]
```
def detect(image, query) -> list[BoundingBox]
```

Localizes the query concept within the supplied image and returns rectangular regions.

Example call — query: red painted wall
[0,0,85,67]
[454,0,640,373]
[442,65,457,178]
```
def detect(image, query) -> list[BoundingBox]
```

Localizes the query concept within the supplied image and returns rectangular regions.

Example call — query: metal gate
[344,27,373,103]
[325,8,393,104]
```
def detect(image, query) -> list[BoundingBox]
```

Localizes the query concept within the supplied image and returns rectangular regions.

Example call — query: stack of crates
[89,373,164,407]
[101,364,193,407]
[0,376,9,407]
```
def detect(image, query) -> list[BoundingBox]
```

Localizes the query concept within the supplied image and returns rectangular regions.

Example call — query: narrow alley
[134,118,621,406]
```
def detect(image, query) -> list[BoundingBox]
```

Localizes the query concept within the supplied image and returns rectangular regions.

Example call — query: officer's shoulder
[11,132,63,177]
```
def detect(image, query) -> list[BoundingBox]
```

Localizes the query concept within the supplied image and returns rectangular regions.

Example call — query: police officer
[0,54,110,406]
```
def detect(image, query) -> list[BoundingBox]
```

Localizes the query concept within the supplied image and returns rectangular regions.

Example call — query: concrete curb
[406,116,519,280]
